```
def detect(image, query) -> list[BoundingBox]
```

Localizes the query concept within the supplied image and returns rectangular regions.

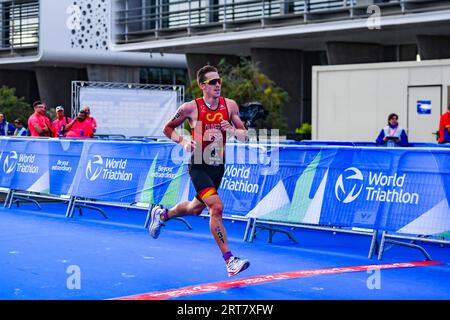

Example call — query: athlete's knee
[208,202,223,217]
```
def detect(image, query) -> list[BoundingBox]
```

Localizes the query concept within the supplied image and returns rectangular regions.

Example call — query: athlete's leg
[202,194,230,256]
[149,198,206,239]
[160,197,206,222]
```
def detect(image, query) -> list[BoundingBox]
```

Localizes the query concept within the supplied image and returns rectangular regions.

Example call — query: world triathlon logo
[85,155,103,181]
[334,167,364,203]
[3,151,18,174]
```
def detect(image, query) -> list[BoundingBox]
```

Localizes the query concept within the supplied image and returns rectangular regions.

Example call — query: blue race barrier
[1,138,449,250]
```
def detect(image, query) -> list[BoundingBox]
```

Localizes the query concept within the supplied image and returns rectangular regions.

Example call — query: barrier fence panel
[0,137,449,260]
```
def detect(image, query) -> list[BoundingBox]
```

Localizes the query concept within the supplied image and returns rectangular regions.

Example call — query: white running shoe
[149,205,165,239]
[226,256,250,277]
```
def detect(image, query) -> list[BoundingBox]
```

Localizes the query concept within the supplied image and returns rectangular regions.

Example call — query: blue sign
[417,100,432,114]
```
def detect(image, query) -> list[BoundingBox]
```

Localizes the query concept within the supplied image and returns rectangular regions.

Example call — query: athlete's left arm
[222,98,248,142]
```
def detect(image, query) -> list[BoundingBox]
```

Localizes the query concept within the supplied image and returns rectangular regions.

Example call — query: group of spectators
[376,104,450,147]
[0,101,96,138]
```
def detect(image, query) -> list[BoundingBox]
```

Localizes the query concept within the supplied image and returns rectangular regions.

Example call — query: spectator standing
[52,106,72,137]
[82,106,97,137]
[0,113,16,136]
[376,113,409,147]
[65,110,93,139]
[28,101,52,137]
[438,104,450,144]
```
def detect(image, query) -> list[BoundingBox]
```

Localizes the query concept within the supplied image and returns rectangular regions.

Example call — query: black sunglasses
[203,78,222,86]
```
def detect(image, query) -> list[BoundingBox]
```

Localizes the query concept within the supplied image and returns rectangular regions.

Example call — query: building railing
[113,0,450,44]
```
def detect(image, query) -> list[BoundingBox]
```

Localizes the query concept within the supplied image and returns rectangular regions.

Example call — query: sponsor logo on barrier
[150,165,178,179]
[335,167,364,203]
[221,165,259,194]
[2,150,39,175]
[335,167,420,205]
[3,151,18,174]
[52,159,73,173]
[85,155,133,182]
[86,155,103,181]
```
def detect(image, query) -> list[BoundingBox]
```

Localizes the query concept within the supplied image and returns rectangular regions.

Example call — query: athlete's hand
[219,116,233,131]
[181,139,197,152]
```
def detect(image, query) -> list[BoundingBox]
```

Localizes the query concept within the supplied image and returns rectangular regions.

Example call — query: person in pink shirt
[52,106,72,138]
[27,101,52,137]
[65,110,93,139]
[82,106,97,137]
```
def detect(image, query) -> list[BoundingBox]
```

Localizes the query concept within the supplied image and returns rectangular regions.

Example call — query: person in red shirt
[27,101,52,137]
[82,106,97,137]
[438,104,450,144]
[52,106,72,138]
[65,110,93,139]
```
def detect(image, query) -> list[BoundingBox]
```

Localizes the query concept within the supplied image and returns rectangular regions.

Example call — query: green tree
[0,86,32,125]
[187,58,289,134]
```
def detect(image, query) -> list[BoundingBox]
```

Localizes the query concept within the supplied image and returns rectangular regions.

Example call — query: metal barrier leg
[261,225,298,244]
[3,189,12,207]
[174,217,193,230]
[368,229,379,259]
[7,189,15,208]
[378,231,387,260]
[65,196,75,218]
[68,197,78,218]
[268,230,274,243]
[248,219,258,243]
[12,196,42,210]
[243,218,253,242]
[384,239,433,261]
[378,231,433,261]
[75,203,108,219]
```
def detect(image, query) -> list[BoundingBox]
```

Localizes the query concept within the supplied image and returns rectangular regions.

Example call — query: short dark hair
[197,65,218,84]
[14,118,22,125]
[388,113,398,122]
[33,100,43,108]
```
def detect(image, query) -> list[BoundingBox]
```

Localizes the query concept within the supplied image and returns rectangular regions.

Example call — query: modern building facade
[111,0,450,132]
[0,0,187,111]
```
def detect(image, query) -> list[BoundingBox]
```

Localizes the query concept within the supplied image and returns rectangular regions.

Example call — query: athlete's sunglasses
[203,78,222,85]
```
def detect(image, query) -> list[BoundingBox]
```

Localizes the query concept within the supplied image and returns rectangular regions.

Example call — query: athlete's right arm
[163,102,196,151]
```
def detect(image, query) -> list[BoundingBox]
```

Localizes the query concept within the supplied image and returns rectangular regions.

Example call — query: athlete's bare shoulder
[182,100,197,113]
[224,98,239,114]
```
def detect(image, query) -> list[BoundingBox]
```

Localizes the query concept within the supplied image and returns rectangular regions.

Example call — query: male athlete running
[149,65,250,277]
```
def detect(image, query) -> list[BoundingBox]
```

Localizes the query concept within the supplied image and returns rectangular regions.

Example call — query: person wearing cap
[27,101,52,137]
[52,106,72,138]
[13,119,28,136]
[82,106,97,137]
[0,113,16,136]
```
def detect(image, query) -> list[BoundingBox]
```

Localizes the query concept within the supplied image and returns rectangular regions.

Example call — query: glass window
[140,67,188,86]
[1,0,39,50]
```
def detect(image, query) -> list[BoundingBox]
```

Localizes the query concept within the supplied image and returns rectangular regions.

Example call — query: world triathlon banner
[0,138,51,194]
[0,138,449,237]
[242,145,450,238]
